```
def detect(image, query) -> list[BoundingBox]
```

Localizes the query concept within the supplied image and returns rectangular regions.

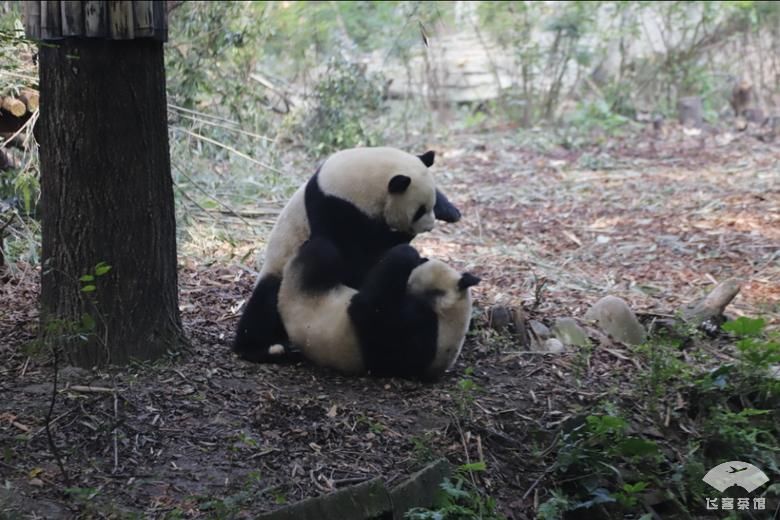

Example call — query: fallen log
[1,97,27,117]
[18,89,39,112]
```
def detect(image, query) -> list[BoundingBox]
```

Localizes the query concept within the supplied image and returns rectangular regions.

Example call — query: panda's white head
[317,147,440,236]
[408,259,480,316]
[384,150,437,235]
[407,259,480,377]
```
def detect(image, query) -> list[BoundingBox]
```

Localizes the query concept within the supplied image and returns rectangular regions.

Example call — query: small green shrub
[292,58,386,155]
[542,316,779,518]
[405,462,505,520]
[455,367,480,418]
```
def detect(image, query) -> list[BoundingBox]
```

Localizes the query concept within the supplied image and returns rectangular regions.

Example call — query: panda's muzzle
[434,189,461,223]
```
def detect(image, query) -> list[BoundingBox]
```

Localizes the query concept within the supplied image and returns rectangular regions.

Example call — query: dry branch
[681,278,742,326]
[64,385,116,393]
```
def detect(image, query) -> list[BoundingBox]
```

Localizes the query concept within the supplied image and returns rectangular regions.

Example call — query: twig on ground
[64,385,115,393]
[45,346,71,487]
[112,392,119,473]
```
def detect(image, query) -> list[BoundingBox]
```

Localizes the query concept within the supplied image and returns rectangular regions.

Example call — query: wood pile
[1,89,38,117]
[0,88,37,136]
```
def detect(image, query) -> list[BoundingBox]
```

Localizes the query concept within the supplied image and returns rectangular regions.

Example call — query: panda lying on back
[277,237,480,380]
[233,147,462,363]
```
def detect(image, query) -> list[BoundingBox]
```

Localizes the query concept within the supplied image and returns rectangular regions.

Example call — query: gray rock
[535,338,565,354]
[20,383,53,395]
[528,320,552,339]
[391,459,452,519]
[585,296,646,345]
[257,478,390,520]
[58,366,92,383]
[552,318,590,347]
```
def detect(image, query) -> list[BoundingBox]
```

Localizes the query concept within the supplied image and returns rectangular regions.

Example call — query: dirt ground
[1,124,778,519]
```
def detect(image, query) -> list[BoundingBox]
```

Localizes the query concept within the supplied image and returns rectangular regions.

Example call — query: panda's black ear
[388,175,412,194]
[417,150,435,168]
[458,273,480,291]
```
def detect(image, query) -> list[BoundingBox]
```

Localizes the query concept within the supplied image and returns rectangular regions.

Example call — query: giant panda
[277,236,480,380]
[233,147,462,363]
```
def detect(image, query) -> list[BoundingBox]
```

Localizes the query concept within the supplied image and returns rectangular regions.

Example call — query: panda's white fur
[277,239,478,380]
[257,183,309,277]
[407,260,475,377]
[257,147,436,276]
[316,147,437,236]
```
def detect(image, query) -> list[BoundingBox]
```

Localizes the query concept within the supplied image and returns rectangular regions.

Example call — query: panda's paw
[268,344,286,356]
[385,244,421,264]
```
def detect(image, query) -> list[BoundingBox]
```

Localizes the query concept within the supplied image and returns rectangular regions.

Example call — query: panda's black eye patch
[412,204,427,222]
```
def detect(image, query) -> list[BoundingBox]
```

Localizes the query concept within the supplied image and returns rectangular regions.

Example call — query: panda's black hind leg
[233,275,295,363]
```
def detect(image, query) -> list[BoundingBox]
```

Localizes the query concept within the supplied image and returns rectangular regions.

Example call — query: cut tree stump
[677,96,703,128]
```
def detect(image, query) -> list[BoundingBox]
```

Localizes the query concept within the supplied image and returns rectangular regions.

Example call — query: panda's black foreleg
[353,244,425,310]
[232,275,295,363]
[292,237,346,293]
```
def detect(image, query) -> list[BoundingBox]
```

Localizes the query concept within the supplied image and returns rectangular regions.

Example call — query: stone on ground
[585,295,646,345]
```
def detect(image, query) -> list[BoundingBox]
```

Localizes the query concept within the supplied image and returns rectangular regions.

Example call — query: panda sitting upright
[277,237,480,380]
[233,147,462,363]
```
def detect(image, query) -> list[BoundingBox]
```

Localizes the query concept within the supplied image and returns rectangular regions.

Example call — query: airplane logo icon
[703,461,769,493]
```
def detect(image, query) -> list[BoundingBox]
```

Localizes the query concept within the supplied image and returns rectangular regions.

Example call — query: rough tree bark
[38,39,183,367]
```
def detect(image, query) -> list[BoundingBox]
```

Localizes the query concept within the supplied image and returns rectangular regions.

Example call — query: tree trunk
[38,38,183,367]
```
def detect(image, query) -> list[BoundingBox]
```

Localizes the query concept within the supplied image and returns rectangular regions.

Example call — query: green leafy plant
[291,58,386,155]
[546,315,779,517]
[455,367,480,418]
[537,489,571,520]
[613,481,648,509]
[543,413,660,516]
[410,432,438,465]
[356,414,386,435]
[632,335,694,416]
[405,462,505,520]
[724,317,780,372]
